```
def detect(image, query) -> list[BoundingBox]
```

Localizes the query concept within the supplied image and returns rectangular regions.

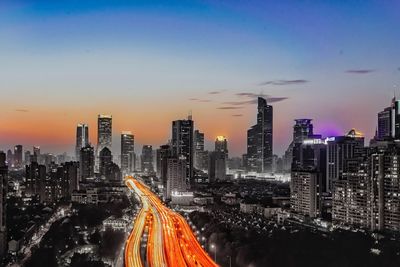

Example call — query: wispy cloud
[15,109,29,112]
[232,114,243,117]
[217,106,243,110]
[223,100,257,105]
[233,93,289,104]
[345,69,376,74]
[268,97,289,103]
[189,98,211,102]
[259,79,308,86]
[209,90,223,95]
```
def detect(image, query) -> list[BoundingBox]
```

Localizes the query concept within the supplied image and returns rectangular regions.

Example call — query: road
[125,176,218,267]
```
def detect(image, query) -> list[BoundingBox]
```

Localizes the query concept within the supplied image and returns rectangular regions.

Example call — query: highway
[125,176,218,267]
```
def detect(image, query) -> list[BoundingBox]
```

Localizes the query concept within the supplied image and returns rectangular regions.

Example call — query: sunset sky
[1,0,400,156]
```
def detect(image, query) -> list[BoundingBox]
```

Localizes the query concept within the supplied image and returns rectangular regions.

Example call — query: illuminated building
[13,145,23,168]
[97,114,112,156]
[247,97,273,173]
[141,145,154,173]
[166,156,187,199]
[172,116,194,186]
[25,161,46,202]
[80,144,95,181]
[121,131,135,173]
[75,123,89,160]
[0,152,7,259]
[326,129,365,192]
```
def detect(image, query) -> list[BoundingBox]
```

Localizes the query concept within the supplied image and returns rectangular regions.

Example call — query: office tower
[63,161,80,195]
[172,116,194,187]
[141,145,154,173]
[24,151,31,165]
[247,97,273,173]
[215,136,228,157]
[166,157,187,199]
[332,161,370,229]
[25,162,46,202]
[13,145,23,168]
[121,131,135,173]
[99,147,113,180]
[326,129,365,192]
[377,96,400,140]
[208,151,226,182]
[194,130,206,170]
[283,119,314,172]
[0,152,7,259]
[97,114,112,154]
[80,145,95,181]
[290,136,327,217]
[32,146,40,163]
[76,123,89,160]
[6,150,13,167]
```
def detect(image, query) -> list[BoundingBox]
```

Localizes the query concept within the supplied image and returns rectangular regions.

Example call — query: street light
[211,244,217,263]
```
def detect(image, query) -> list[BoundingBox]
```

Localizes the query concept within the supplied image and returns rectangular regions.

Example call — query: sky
[1,0,400,157]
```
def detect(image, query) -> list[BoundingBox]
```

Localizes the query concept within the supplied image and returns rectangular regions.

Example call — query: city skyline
[1,1,400,156]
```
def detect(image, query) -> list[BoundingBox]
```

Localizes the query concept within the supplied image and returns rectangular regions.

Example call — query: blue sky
[1,0,399,156]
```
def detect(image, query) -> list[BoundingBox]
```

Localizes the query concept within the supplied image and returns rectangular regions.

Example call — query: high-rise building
[99,147,113,180]
[194,130,208,171]
[24,150,31,165]
[6,150,13,167]
[283,119,314,172]
[247,97,273,173]
[13,145,23,168]
[80,145,95,181]
[32,146,40,163]
[290,136,327,217]
[326,129,365,192]
[0,152,7,259]
[172,116,194,186]
[97,114,112,155]
[25,162,46,202]
[215,136,228,156]
[141,145,154,173]
[166,157,187,199]
[76,123,89,160]
[208,151,226,182]
[376,96,400,140]
[121,131,135,173]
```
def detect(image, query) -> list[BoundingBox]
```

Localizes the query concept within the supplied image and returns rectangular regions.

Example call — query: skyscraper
[13,145,23,168]
[194,130,208,171]
[76,123,89,160]
[0,152,7,259]
[166,156,187,199]
[80,145,95,181]
[99,147,113,180]
[377,96,400,140]
[208,151,226,182]
[246,97,273,173]
[141,145,154,173]
[156,145,172,197]
[121,131,135,173]
[215,136,228,156]
[97,114,112,154]
[172,116,194,187]
[326,129,365,192]
[283,119,314,171]
[25,161,46,202]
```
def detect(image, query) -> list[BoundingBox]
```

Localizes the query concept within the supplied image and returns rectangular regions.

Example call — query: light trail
[124,176,218,267]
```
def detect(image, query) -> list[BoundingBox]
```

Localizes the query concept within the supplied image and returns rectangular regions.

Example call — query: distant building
[247,97,273,173]
[97,114,112,157]
[172,116,194,187]
[76,123,89,160]
[80,145,95,181]
[156,145,172,193]
[376,96,400,140]
[166,157,187,200]
[121,131,135,174]
[141,145,154,173]
[208,151,226,182]
[13,145,23,168]
[194,130,208,171]
[25,162,46,202]
[0,152,7,259]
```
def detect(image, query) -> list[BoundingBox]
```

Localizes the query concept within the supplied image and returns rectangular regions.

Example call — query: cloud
[209,91,223,95]
[189,98,211,102]
[15,109,29,112]
[345,69,376,74]
[223,100,257,105]
[232,93,289,104]
[217,106,243,110]
[267,97,289,103]
[232,114,243,117]
[259,79,308,86]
